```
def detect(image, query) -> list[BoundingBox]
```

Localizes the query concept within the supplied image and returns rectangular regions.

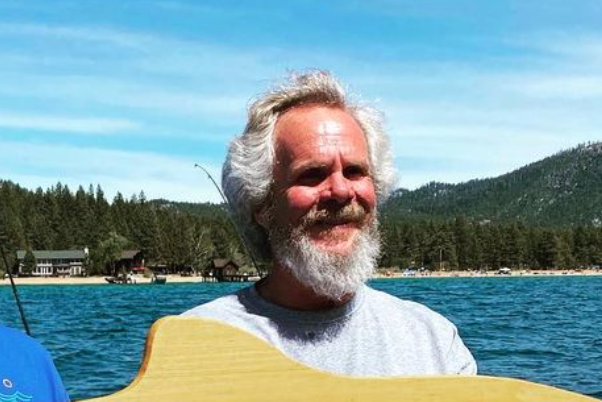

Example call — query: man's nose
[321,172,353,204]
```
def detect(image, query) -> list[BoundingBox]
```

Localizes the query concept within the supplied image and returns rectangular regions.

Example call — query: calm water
[1,277,601,400]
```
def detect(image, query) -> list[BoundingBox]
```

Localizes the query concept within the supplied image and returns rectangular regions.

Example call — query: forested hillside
[1,142,601,273]
[386,142,602,226]
[0,182,241,275]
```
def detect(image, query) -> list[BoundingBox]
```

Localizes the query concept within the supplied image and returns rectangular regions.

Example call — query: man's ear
[254,207,269,230]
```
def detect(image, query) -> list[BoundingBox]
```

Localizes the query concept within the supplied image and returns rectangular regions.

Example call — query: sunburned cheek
[355,181,377,208]
[285,187,320,212]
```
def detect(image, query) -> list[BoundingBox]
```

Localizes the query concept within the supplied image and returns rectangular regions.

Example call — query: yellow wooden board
[82,316,597,402]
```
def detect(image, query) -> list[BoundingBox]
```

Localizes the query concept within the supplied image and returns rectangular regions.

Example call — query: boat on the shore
[497,267,512,275]
[104,273,138,284]
[151,275,167,285]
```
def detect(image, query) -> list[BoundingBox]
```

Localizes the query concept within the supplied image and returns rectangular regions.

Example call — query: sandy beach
[0,275,211,286]
[373,268,602,279]
[1,269,601,286]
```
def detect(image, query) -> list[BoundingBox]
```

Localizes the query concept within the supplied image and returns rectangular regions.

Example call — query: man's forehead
[274,106,368,158]
[315,120,348,151]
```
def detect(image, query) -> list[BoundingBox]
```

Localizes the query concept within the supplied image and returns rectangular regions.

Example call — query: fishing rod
[194,164,265,277]
[0,243,31,335]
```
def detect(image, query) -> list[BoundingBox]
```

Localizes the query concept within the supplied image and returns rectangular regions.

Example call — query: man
[183,70,477,376]
[0,323,70,401]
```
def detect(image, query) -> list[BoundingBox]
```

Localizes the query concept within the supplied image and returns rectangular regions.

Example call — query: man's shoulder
[362,286,477,375]
[180,286,276,341]
[363,286,457,330]
[181,290,245,318]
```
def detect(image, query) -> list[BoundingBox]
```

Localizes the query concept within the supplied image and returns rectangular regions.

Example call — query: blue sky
[1,0,601,202]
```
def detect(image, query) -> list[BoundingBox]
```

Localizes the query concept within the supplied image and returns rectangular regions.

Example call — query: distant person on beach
[0,323,70,401]
[183,70,476,376]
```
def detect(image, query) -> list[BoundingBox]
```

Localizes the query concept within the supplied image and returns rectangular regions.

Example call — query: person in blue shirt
[0,323,70,402]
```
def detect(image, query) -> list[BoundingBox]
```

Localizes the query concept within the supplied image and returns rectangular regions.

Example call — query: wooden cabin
[115,250,145,272]
[204,259,249,282]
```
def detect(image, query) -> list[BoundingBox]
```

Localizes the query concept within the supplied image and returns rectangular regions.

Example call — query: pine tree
[111,192,131,239]
[50,182,77,248]
[0,183,26,262]
[94,231,130,276]
[502,222,527,269]
[22,249,37,276]
[537,230,562,269]
[73,186,93,247]
[94,185,113,244]
[129,192,161,261]
[29,188,54,249]
[453,216,471,270]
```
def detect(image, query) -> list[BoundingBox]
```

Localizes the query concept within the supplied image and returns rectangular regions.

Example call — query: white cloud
[0,140,223,202]
[391,124,576,190]
[0,22,274,124]
[340,32,602,189]
[508,32,602,68]
[0,22,153,50]
[492,33,602,100]
[502,73,602,100]
[0,73,248,129]
[0,112,140,134]
[0,22,278,81]
[1,20,601,192]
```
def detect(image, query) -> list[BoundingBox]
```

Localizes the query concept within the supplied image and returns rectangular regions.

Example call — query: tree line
[385,142,602,228]
[0,181,241,275]
[1,180,601,275]
[379,216,602,271]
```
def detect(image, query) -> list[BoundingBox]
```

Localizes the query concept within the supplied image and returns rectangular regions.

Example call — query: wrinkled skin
[262,105,377,255]
[255,105,377,310]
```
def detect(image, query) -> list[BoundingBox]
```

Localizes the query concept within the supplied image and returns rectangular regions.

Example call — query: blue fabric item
[0,324,70,402]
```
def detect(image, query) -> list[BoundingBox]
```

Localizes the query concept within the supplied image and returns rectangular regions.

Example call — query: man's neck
[255,264,354,311]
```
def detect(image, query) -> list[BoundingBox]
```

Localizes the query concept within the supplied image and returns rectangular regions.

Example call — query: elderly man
[184,70,476,376]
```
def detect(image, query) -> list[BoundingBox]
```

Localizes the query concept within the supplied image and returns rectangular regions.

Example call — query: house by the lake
[115,249,145,273]
[204,259,249,282]
[16,249,88,277]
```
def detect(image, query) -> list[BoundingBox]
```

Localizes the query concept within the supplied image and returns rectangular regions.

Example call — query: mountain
[384,142,602,227]
[149,199,226,219]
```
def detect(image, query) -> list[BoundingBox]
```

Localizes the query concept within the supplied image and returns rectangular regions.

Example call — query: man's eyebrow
[291,161,328,174]
[348,160,370,168]
[291,160,370,173]
[342,160,371,173]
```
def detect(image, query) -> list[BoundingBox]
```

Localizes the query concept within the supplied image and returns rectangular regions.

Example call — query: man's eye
[297,168,325,185]
[344,166,367,179]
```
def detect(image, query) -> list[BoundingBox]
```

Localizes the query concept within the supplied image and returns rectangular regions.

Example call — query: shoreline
[373,268,602,279]
[1,269,601,286]
[0,275,210,286]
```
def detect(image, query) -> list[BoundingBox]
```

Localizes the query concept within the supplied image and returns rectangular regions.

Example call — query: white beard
[271,219,381,301]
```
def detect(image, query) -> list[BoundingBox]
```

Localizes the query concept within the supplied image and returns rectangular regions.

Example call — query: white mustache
[301,203,367,228]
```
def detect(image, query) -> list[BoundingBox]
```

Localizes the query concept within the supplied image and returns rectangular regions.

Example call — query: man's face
[267,105,377,256]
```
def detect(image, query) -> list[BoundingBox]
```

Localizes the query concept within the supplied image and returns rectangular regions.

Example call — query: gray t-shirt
[182,284,477,376]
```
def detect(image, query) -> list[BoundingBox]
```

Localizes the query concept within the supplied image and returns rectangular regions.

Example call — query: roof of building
[212,259,239,268]
[119,250,142,260]
[16,250,86,260]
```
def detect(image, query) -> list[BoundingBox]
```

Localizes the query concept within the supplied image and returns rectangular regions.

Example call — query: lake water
[1,276,601,400]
